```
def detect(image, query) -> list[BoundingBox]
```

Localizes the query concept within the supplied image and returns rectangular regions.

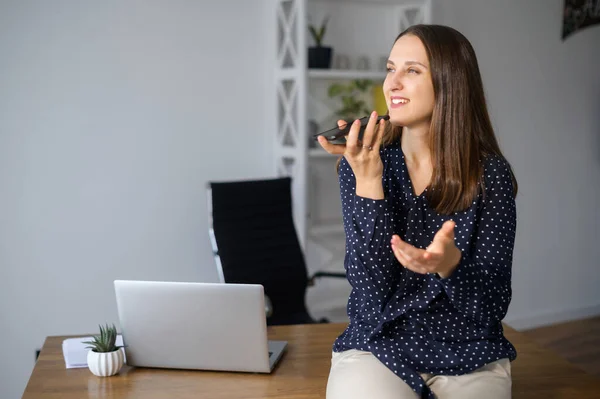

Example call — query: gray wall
[433,0,600,328]
[0,1,273,397]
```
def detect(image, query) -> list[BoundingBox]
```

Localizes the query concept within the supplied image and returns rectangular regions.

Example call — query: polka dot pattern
[332,140,517,399]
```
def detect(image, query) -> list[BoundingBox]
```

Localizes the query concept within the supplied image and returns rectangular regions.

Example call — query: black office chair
[207,177,346,326]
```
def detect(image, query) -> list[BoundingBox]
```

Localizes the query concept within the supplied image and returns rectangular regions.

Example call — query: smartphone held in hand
[313,115,390,144]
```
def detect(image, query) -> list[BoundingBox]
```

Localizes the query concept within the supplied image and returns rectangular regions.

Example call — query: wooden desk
[23,323,600,398]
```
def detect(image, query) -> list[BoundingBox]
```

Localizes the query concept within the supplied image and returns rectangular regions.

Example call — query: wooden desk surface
[23,323,600,399]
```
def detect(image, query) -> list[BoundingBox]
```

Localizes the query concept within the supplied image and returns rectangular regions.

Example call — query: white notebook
[61,335,125,369]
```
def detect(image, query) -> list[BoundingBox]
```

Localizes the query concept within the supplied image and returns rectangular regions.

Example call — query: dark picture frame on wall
[562,0,600,40]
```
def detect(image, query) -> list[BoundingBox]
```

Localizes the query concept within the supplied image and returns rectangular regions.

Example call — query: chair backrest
[207,177,310,323]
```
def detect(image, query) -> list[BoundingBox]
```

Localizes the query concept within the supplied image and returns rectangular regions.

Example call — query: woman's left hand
[391,220,462,279]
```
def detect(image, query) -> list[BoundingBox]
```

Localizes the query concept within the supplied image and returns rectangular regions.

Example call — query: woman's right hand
[317,111,386,199]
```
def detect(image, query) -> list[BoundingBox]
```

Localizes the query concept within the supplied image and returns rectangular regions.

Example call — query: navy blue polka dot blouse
[332,139,517,399]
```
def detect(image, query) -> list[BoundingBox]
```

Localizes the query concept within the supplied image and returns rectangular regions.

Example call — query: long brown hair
[360,24,517,214]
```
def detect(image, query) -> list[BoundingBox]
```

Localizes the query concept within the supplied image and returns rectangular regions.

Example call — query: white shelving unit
[308,69,387,80]
[272,0,431,320]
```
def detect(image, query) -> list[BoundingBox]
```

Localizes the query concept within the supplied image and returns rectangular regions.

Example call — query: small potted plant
[83,324,125,377]
[308,16,332,69]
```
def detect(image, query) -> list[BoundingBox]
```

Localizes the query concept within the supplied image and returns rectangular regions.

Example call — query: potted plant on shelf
[327,79,375,121]
[308,16,332,69]
[83,324,125,377]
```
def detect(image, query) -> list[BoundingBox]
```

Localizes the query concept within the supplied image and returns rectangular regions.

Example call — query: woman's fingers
[393,246,411,266]
[360,111,379,150]
[342,111,384,156]
[391,235,431,273]
[371,117,386,153]
[316,119,350,155]
[317,136,345,155]
[391,235,425,260]
[345,119,362,154]
[393,247,427,274]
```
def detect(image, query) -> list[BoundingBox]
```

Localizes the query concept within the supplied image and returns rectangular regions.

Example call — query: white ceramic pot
[87,348,124,377]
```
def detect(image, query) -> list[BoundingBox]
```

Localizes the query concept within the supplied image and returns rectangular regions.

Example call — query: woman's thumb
[444,220,456,237]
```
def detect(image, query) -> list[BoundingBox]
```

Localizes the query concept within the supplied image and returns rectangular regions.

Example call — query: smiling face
[383,34,435,129]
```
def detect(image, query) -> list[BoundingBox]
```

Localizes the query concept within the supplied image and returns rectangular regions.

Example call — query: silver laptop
[113,280,287,373]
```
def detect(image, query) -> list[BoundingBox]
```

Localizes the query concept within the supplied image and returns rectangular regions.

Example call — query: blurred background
[1,0,599,397]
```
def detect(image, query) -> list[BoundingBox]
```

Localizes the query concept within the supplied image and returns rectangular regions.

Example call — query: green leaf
[308,15,329,46]
[327,75,376,120]
[327,83,344,97]
[354,79,373,91]
[83,323,121,352]
[318,15,329,44]
[318,26,325,40]
[308,25,320,46]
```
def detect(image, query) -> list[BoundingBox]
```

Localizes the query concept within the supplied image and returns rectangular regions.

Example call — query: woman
[317,24,518,399]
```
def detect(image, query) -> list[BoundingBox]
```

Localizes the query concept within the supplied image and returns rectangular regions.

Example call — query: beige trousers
[326,349,512,399]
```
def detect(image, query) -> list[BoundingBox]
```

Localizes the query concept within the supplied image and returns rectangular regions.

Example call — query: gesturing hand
[317,111,387,199]
[390,220,462,279]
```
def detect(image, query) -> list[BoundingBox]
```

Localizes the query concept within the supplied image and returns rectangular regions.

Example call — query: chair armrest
[308,271,346,286]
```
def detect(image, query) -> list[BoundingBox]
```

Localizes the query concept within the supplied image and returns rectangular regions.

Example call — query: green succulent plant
[308,16,329,47]
[83,324,123,353]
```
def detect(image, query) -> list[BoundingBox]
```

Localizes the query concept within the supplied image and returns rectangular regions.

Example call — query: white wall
[433,0,600,329]
[0,1,273,397]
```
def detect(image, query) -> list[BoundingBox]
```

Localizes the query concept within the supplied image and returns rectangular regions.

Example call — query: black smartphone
[313,115,390,144]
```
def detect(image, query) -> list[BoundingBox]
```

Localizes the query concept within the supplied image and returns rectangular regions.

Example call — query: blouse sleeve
[338,155,401,304]
[436,156,517,327]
